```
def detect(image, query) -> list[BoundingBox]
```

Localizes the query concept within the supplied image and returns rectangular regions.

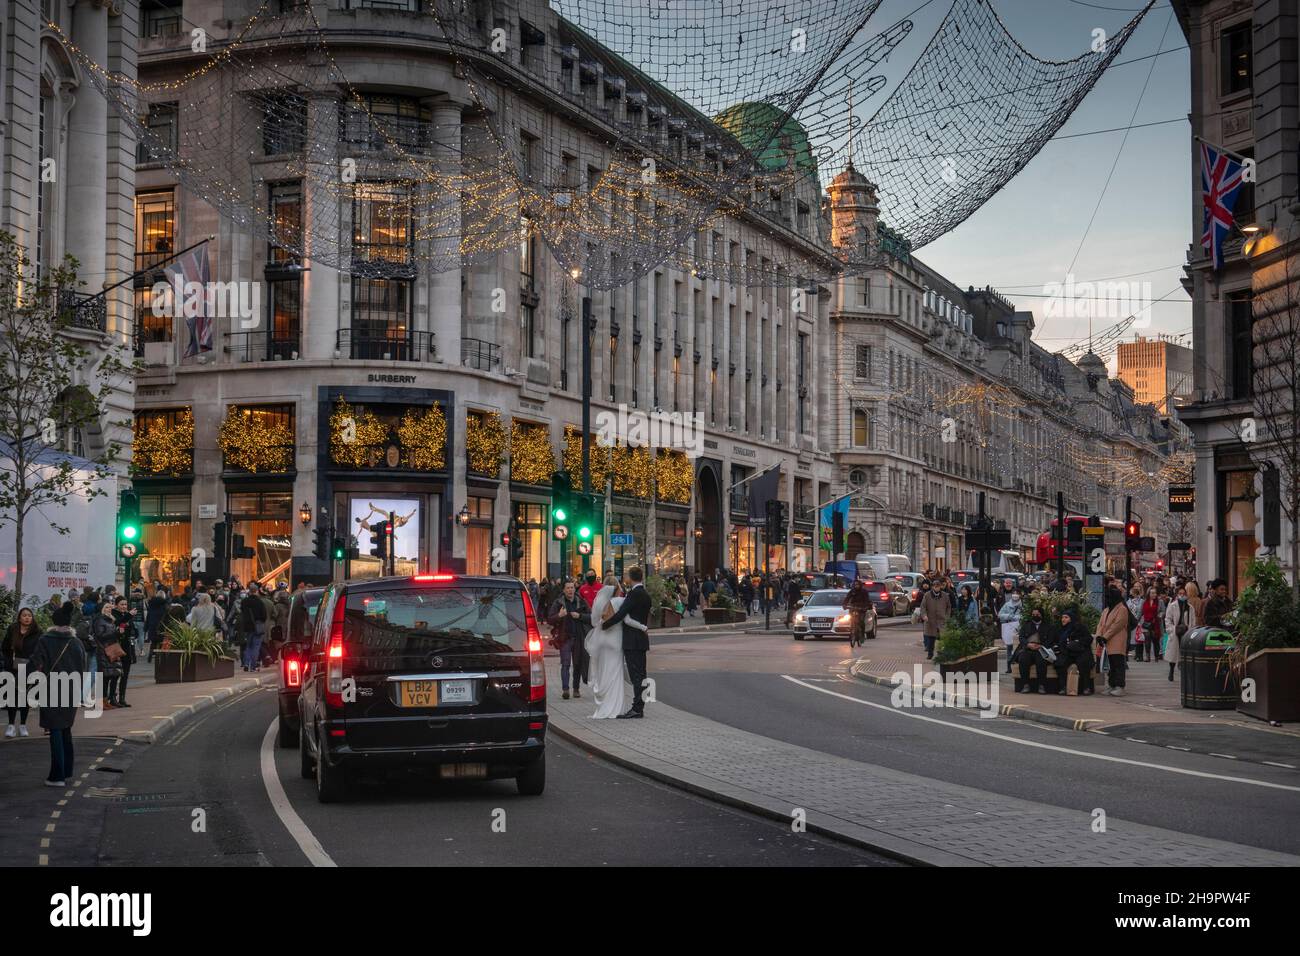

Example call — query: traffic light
[231,533,255,559]
[573,492,599,545]
[507,518,524,562]
[1125,519,1141,552]
[117,490,140,545]
[312,527,330,561]
[551,471,572,540]
[765,500,788,545]
[832,508,845,555]
[369,521,391,562]
[331,536,346,562]
[1156,559,1165,570]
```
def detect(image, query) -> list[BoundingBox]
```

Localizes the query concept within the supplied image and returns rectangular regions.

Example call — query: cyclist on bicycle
[842,580,873,647]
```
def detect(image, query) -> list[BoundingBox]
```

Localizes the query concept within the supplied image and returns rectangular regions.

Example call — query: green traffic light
[578,525,592,540]
[554,507,567,522]
[121,525,138,540]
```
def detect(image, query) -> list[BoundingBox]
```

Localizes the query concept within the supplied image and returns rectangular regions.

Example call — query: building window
[136,102,178,164]
[342,94,430,152]
[518,130,539,181]
[133,191,176,351]
[268,182,302,266]
[520,214,537,359]
[1220,21,1252,96]
[796,332,808,434]
[464,496,495,575]
[855,344,871,380]
[853,408,869,447]
[227,490,294,587]
[1227,290,1254,399]
[349,278,411,359]
[142,1,182,37]
[352,183,411,265]
[262,91,307,155]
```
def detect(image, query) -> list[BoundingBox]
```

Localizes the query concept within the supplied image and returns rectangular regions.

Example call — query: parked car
[277,586,325,748]
[297,574,547,802]
[791,589,876,640]
[861,579,910,616]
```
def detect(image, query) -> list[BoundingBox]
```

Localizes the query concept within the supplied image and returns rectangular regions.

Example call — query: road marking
[1209,753,1238,760]
[40,838,49,848]
[38,854,47,866]
[1167,745,1191,751]
[1264,761,1297,769]
[780,675,1300,793]
[259,719,337,868]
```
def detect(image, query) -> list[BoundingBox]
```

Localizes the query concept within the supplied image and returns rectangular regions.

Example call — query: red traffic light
[1125,521,1139,537]
[1156,559,1165,569]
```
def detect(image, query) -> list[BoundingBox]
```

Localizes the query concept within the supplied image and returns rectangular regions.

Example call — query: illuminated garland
[132,408,194,477]
[466,410,506,476]
[217,406,294,473]
[329,396,387,468]
[654,450,693,503]
[562,425,613,491]
[396,404,447,471]
[510,420,555,486]
[612,445,653,499]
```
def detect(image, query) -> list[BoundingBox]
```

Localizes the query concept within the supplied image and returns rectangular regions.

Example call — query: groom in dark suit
[603,566,651,718]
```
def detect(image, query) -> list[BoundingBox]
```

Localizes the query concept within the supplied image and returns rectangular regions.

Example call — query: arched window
[852,408,868,447]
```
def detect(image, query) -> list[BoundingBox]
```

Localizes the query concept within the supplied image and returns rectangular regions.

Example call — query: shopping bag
[1066,665,1080,696]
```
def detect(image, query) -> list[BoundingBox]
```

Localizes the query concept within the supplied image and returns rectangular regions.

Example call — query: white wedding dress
[585,586,627,719]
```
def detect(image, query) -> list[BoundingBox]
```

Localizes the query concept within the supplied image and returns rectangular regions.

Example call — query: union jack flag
[165,244,212,357]
[1200,142,1246,270]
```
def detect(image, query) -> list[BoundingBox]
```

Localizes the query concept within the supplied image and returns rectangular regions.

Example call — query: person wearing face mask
[1163,586,1195,682]
[1054,608,1095,695]
[996,589,1022,674]
[1015,605,1053,693]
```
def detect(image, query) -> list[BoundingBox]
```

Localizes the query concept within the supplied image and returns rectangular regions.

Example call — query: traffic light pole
[1055,493,1065,582]
[1124,494,1133,590]
[580,295,593,574]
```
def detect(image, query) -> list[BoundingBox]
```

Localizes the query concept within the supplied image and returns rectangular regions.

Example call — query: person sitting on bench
[1016,606,1055,693]
[1053,607,1095,695]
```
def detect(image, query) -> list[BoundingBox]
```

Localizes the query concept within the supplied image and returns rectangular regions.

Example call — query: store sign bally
[1168,487,1195,513]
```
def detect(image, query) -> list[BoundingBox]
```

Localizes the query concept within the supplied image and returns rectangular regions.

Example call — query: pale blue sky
[859,0,1192,359]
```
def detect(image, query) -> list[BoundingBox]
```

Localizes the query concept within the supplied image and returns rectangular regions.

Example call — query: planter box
[702,607,732,625]
[1236,648,1300,723]
[937,647,998,679]
[153,650,237,684]
[730,609,748,623]
[655,608,682,629]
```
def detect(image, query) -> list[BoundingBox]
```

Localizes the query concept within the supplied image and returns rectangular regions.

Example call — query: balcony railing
[56,290,107,333]
[134,250,172,288]
[729,490,749,515]
[337,327,436,362]
[342,112,431,154]
[462,337,501,371]
[226,330,300,362]
[793,503,815,525]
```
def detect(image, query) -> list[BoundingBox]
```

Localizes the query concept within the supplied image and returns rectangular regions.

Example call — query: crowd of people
[898,567,1233,699]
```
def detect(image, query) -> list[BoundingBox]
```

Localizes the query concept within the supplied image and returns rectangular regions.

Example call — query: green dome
[714,102,819,179]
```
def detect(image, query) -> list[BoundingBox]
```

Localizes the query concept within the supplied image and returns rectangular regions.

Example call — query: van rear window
[345,586,527,650]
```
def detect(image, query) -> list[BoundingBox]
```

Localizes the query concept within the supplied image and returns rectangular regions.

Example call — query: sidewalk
[543,659,1300,866]
[1,657,277,746]
[850,619,1300,742]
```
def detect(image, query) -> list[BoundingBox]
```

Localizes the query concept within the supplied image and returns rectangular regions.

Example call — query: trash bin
[1179,627,1239,710]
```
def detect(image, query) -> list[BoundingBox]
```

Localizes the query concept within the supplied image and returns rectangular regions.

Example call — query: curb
[123,673,277,745]
[545,713,970,866]
[848,661,1105,731]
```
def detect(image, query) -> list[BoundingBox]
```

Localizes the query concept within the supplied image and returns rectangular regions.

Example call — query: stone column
[303,93,340,360]
[64,0,109,290]
[429,103,463,365]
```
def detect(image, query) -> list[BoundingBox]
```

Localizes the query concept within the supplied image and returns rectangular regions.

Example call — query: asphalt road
[646,628,1300,856]
[87,683,896,867]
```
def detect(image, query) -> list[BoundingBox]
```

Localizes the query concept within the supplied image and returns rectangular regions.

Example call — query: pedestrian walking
[1201,580,1233,628]
[1163,586,1195,682]
[238,581,268,671]
[29,603,88,787]
[919,582,950,660]
[1140,587,1163,662]
[108,596,136,707]
[3,607,40,737]
[547,580,592,699]
[144,584,169,662]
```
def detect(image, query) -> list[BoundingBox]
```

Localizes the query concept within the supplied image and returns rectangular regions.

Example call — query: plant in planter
[933,616,994,667]
[703,589,738,624]
[643,574,682,628]
[1223,557,1300,722]
[1020,589,1100,636]
[154,620,236,683]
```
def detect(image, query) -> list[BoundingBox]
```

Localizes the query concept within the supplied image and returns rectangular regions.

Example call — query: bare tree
[0,232,133,604]
[1248,242,1300,600]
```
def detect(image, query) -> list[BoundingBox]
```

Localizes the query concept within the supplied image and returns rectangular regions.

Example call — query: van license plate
[440,763,487,779]
[439,679,473,703]
[400,680,437,708]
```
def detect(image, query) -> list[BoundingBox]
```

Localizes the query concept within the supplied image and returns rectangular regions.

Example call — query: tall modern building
[1117,336,1194,414]
[1173,0,1299,594]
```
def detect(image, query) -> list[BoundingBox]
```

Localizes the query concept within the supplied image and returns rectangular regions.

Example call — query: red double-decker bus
[1034,516,1127,578]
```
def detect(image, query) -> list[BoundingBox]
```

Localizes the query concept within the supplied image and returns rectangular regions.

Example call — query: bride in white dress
[585,575,626,719]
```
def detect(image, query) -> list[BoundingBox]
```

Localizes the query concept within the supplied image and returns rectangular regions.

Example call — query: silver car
[791,589,877,641]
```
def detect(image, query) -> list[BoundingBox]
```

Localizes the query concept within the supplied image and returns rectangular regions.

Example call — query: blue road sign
[609,533,634,546]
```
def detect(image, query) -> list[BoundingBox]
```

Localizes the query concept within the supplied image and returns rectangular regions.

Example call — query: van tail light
[325,596,346,708]
[284,655,301,688]
[523,591,546,703]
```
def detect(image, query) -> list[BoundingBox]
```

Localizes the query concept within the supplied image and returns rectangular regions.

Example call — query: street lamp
[456,505,471,527]
[693,527,704,540]
[299,502,312,526]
